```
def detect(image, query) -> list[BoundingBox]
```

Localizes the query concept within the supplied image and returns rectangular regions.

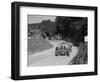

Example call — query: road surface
[27,40,78,67]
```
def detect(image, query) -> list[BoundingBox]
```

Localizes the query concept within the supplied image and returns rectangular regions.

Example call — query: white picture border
[20,6,95,76]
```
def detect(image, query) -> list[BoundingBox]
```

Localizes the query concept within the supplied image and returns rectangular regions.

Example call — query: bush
[69,42,88,64]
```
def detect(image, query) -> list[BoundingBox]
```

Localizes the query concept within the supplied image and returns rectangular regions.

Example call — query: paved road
[27,40,78,67]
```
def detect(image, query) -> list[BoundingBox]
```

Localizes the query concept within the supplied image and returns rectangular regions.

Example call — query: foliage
[28,20,56,32]
[69,42,88,64]
[56,16,87,46]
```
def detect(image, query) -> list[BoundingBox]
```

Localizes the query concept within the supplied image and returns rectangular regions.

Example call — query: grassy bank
[28,39,53,55]
[69,42,88,64]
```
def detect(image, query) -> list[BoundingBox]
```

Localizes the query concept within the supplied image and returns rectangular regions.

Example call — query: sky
[28,15,56,24]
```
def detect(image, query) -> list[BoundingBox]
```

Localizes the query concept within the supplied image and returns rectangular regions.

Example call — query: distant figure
[67,43,72,56]
[68,44,72,53]
[60,46,65,56]
[66,48,70,57]
[55,47,60,56]
[64,46,69,56]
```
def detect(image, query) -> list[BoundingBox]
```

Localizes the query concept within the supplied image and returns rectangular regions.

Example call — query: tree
[56,16,87,46]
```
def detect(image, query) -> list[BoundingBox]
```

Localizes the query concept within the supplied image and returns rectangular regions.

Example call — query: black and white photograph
[11,2,97,80]
[27,15,88,67]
